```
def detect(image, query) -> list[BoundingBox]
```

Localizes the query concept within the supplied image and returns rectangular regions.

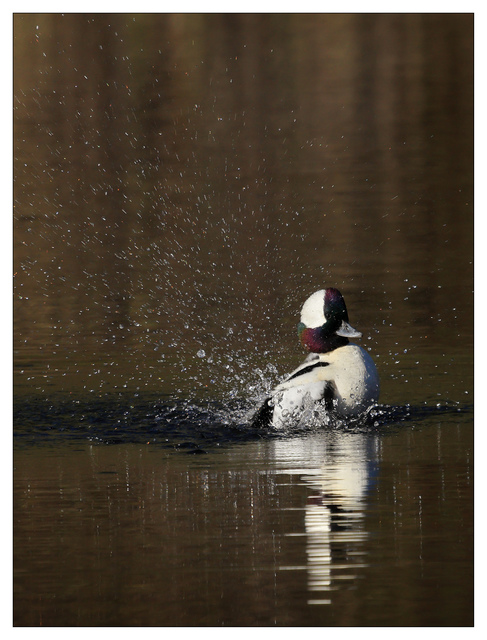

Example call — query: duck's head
[297,288,362,353]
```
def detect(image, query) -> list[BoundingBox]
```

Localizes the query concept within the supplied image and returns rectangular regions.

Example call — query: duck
[251,288,380,428]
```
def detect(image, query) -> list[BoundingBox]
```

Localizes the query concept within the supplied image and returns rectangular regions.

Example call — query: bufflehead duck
[251,288,380,428]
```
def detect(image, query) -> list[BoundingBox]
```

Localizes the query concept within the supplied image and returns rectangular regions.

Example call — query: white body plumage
[270,344,379,428]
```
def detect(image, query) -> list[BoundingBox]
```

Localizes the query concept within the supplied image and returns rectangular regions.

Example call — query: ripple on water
[13,391,470,452]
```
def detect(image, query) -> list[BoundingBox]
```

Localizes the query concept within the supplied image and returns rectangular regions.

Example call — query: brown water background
[14,14,473,626]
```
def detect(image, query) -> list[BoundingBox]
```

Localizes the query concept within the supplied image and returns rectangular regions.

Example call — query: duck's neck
[297,323,349,354]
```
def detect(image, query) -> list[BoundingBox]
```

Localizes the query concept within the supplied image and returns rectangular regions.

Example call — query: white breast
[325,344,379,415]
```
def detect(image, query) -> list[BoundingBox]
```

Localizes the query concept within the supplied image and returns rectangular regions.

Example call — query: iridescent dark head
[297,288,362,353]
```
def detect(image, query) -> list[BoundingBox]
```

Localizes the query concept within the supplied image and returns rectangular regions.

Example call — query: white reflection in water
[271,431,379,605]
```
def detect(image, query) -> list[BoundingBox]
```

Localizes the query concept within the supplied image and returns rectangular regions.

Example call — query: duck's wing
[249,379,336,428]
[249,357,337,428]
[275,359,332,391]
[279,361,337,411]
[249,397,274,429]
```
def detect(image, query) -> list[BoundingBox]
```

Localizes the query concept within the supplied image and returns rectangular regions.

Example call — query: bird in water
[251,288,380,428]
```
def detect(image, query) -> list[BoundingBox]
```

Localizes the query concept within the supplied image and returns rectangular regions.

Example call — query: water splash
[14,387,470,453]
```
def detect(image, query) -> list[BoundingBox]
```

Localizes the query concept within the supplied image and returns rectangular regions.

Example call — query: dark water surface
[14,14,473,626]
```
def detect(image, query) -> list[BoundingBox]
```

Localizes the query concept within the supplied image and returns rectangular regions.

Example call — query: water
[13,14,473,626]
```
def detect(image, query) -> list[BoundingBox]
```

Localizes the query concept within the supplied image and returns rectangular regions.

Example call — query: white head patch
[300,290,327,328]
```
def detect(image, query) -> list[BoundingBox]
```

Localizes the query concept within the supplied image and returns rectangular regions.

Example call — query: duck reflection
[272,431,379,605]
